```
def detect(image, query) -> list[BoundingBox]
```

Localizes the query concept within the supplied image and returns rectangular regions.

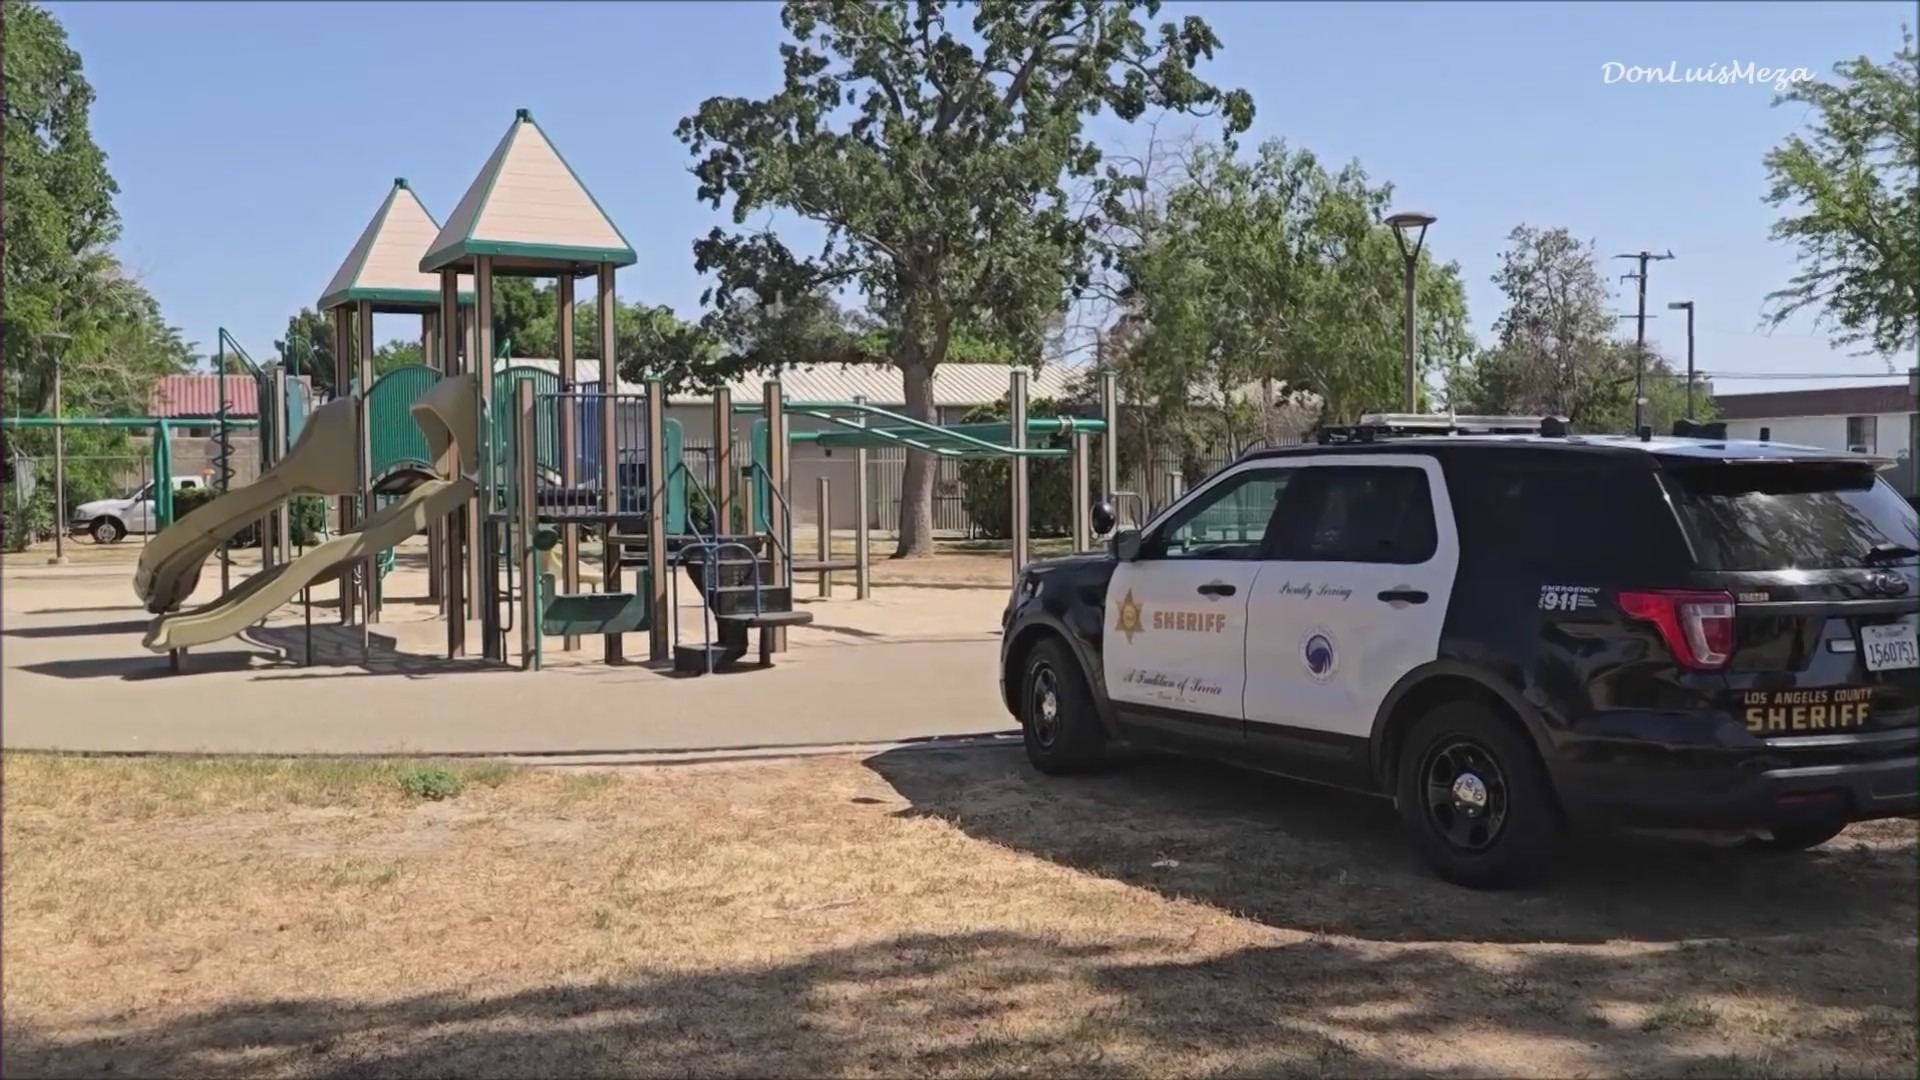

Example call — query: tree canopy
[1108,139,1472,454]
[1762,28,1920,361]
[1447,225,1707,433]
[677,0,1253,555]
[2,0,190,419]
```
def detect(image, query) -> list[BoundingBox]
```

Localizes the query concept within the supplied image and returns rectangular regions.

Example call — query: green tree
[1,0,190,536]
[2,0,139,415]
[1762,29,1920,361]
[275,308,338,395]
[1449,224,1714,434]
[492,277,557,356]
[1112,140,1471,446]
[372,339,424,375]
[678,0,1253,556]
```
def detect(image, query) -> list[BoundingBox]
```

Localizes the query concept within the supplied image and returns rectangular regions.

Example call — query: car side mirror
[1090,499,1117,536]
[1112,528,1142,561]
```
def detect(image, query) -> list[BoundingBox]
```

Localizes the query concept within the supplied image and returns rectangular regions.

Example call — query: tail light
[1618,590,1736,670]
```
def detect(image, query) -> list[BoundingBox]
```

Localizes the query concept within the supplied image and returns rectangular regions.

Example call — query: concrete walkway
[2,547,1017,756]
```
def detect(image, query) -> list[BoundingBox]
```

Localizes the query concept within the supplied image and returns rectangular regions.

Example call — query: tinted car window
[1279,466,1437,564]
[1445,454,1689,578]
[1664,463,1920,571]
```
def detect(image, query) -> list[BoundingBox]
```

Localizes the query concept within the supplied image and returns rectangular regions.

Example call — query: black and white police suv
[999,414,1920,888]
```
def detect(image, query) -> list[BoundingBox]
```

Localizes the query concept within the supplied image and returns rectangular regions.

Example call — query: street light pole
[1667,301,1695,420]
[43,331,72,566]
[1386,211,1436,413]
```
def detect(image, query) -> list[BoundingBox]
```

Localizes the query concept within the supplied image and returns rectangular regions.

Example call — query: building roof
[319,179,475,313]
[504,359,1079,408]
[1714,382,1916,421]
[420,109,636,276]
[149,375,314,419]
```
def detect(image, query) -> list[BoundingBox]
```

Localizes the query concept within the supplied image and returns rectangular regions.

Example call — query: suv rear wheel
[89,517,125,544]
[1020,638,1106,775]
[1396,701,1558,888]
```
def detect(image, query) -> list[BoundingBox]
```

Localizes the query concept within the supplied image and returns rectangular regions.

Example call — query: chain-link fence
[4,430,265,551]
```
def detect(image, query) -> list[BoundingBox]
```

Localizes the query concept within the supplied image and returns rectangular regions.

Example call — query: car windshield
[125,483,152,501]
[1664,462,1920,571]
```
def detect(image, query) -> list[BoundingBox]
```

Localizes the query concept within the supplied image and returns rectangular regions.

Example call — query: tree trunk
[893,357,938,558]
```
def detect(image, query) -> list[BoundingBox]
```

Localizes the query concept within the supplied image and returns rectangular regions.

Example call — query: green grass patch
[4,753,518,816]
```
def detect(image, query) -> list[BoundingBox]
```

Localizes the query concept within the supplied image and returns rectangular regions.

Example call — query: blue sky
[51,0,1915,393]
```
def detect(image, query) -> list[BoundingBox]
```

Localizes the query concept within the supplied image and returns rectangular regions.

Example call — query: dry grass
[4,749,1915,1078]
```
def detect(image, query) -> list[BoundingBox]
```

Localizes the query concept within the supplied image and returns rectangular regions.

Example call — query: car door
[1243,456,1458,785]
[1104,461,1299,748]
[124,482,154,532]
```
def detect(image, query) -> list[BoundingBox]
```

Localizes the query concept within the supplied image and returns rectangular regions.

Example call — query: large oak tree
[677,0,1252,556]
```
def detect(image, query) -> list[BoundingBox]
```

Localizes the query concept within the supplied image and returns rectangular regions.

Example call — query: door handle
[1378,589,1428,605]
[1197,582,1237,598]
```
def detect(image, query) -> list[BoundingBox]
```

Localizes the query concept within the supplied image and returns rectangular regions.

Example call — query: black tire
[1020,637,1106,775]
[1755,821,1847,852]
[89,517,125,544]
[1395,701,1558,889]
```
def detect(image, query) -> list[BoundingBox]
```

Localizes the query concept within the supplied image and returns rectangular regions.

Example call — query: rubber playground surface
[1,539,1017,757]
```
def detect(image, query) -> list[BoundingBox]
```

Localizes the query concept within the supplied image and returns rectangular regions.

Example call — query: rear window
[1664,463,1920,571]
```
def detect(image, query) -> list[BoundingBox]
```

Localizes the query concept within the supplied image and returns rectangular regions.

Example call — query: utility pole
[1614,250,1673,432]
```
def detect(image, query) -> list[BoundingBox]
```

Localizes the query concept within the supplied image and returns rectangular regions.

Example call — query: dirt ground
[3,751,1914,1079]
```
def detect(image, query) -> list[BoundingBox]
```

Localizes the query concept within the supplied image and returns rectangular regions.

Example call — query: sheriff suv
[999,415,1919,889]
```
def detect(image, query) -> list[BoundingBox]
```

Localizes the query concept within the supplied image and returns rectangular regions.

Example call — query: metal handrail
[745,460,795,579]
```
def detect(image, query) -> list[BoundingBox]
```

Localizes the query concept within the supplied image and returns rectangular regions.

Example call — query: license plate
[1862,621,1919,672]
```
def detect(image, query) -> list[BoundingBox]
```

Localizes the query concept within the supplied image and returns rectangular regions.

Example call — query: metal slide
[142,476,474,652]
[133,395,361,614]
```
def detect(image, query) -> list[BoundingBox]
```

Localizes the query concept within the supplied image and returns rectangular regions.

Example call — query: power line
[1702,371,1911,380]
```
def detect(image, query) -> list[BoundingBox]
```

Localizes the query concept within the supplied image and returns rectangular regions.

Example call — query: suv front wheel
[89,517,125,544]
[1396,701,1558,888]
[1019,638,1106,775]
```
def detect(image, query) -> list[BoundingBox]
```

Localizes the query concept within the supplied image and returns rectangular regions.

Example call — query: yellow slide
[142,477,474,652]
[141,372,482,653]
[134,395,360,614]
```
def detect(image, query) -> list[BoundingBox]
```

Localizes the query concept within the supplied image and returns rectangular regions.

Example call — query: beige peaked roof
[420,109,637,276]
[319,179,475,312]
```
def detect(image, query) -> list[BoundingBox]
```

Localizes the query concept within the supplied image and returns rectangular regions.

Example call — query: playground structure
[124,108,1125,677]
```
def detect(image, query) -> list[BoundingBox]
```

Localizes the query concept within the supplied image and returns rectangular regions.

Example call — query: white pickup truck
[69,475,208,543]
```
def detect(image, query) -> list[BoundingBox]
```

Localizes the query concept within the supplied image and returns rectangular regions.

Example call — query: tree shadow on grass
[866,746,1920,947]
[6,930,1910,1079]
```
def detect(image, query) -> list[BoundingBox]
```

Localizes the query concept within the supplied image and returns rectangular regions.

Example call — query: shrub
[289,496,329,546]
[687,483,749,536]
[398,766,463,801]
[955,397,1080,540]
[2,489,54,553]
[171,485,217,519]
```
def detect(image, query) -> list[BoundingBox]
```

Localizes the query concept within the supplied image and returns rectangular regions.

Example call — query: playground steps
[673,546,813,677]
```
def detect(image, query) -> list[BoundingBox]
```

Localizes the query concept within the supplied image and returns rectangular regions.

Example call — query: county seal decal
[1300,626,1337,682]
